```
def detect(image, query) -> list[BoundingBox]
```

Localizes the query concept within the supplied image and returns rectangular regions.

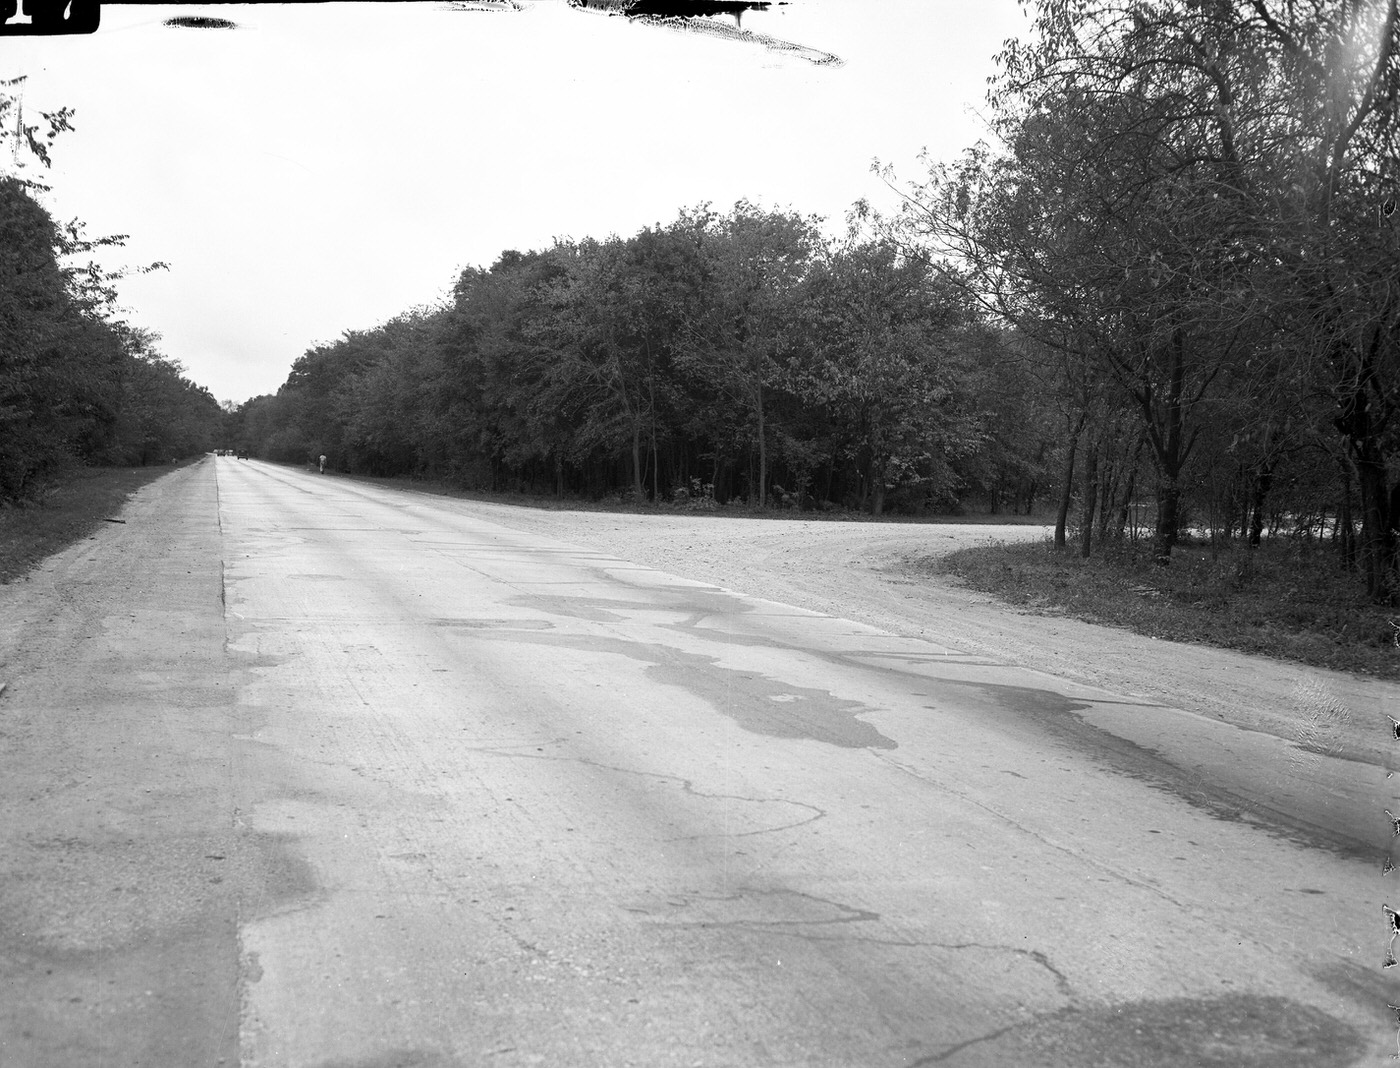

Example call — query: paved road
[0,458,1392,1066]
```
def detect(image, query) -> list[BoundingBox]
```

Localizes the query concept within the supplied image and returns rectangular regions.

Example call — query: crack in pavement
[667,885,882,928]
[908,1016,1043,1065]
[868,753,1320,986]
[665,900,1074,1001]
[745,932,1074,1002]
[872,750,1198,913]
[461,742,829,839]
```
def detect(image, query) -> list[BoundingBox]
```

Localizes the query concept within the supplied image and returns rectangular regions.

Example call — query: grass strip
[924,537,1400,680]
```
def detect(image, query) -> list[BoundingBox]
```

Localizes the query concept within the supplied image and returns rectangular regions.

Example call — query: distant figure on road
[319,454,327,474]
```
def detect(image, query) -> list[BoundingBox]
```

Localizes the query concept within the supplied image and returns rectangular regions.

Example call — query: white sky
[4,1,1030,405]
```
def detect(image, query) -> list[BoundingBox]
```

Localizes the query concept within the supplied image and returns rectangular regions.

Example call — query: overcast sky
[5,1,1030,405]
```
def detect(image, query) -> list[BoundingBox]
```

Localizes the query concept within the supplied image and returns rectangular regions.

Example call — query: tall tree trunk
[1110,432,1144,542]
[1334,330,1397,600]
[647,349,660,504]
[1079,436,1099,559]
[1154,476,1182,566]
[650,424,660,505]
[1054,409,1089,550]
[1115,468,1136,541]
[631,419,644,501]
[1024,441,1047,515]
[1355,445,1395,600]
[1145,330,1191,567]
[1096,451,1115,544]
[755,384,767,509]
[1337,455,1357,569]
[868,414,885,516]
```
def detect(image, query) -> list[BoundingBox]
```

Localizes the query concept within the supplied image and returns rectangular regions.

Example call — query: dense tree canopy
[227,0,1396,602]
[876,0,1399,594]
[0,178,220,503]
[0,78,223,505]
[235,205,1032,515]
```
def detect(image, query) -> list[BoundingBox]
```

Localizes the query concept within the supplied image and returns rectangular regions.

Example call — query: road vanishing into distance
[0,457,1393,1066]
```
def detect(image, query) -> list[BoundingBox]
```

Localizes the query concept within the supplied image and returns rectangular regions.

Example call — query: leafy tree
[243,206,1070,520]
[678,201,822,507]
[0,177,121,499]
[0,75,73,190]
[0,79,209,501]
[880,0,1398,592]
[100,325,220,464]
[795,237,988,514]
[442,247,583,491]
[336,308,447,476]
[540,237,667,501]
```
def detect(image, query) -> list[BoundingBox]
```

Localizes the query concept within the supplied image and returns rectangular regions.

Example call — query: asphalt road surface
[0,458,1393,1066]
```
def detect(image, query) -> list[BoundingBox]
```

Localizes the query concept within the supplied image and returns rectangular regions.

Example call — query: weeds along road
[0,457,1392,1067]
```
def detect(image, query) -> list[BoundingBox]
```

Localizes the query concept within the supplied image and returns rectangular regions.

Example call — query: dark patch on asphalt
[924,675,1377,861]
[0,920,241,1067]
[920,993,1367,1066]
[510,587,1373,857]
[661,620,790,649]
[510,587,758,626]
[0,826,316,957]
[301,1048,453,1068]
[425,617,554,630]
[478,630,895,750]
[663,885,881,929]
[656,648,896,748]
[1310,958,1397,1025]
[0,826,316,1067]
[847,649,1003,667]
[506,594,634,623]
[954,678,1095,719]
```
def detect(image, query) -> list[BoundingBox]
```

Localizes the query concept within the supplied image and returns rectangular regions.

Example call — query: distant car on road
[237,448,249,460]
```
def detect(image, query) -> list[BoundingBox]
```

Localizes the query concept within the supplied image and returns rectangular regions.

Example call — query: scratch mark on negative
[1384,904,1399,968]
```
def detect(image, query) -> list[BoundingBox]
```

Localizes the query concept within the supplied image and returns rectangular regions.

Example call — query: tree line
[875,0,1399,596]
[227,202,1054,517]
[6,3,1392,602]
[231,1,1398,599]
[0,78,223,505]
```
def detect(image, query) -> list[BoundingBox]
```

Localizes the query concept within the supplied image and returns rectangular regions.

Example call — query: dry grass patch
[0,463,193,585]
[925,536,1400,680]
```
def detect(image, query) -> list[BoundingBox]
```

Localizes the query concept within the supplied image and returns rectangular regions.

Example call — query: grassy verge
[923,536,1400,680]
[0,461,197,585]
